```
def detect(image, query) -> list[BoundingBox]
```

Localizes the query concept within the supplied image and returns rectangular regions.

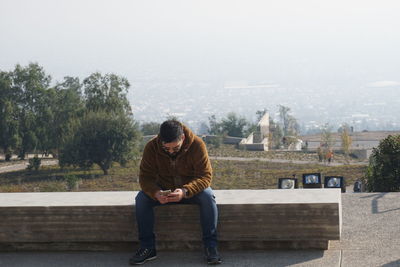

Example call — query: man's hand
[154,190,170,204]
[167,188,184,203]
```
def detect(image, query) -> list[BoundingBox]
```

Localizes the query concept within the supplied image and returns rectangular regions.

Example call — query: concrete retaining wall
[0,190,341,251]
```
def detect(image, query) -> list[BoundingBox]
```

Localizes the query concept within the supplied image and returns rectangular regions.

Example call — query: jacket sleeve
[139,141,161,199]
[183,139,212,198]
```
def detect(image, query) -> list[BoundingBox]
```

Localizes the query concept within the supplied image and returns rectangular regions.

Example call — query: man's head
[159,120,185,156]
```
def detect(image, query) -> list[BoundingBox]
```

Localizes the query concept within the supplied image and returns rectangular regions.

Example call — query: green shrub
[64,174,79,191]
[59,111,140,175]
[366,135,400,192]
[27,155,41,171]
[5,153,12,161]
[206,136,222,149]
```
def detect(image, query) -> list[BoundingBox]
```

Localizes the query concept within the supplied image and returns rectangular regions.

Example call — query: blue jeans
[135,187,218,249]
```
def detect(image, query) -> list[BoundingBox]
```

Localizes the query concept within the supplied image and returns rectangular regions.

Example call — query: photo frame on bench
[278,178,298,189]
[302,173,322,188]
[324,176,346,193]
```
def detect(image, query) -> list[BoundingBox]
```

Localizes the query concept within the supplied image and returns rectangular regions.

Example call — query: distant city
[129,76,400,135]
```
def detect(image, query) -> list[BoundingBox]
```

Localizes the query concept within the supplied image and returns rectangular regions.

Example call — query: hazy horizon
[1,0,400,131]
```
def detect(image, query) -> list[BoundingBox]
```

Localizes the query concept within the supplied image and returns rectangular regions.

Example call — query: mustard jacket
[139,124,212,199]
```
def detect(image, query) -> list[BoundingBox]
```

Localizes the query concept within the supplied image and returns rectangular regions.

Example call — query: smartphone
[160,190,172,196]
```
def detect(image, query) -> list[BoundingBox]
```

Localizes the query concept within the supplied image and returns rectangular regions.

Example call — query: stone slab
[0,189,341,206]
[0,190,341,250]
[0,191,135,207]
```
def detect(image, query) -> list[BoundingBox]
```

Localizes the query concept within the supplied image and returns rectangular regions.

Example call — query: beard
[167,151,178,158]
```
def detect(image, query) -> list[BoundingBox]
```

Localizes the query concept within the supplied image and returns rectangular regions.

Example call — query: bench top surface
[0,189,341,207]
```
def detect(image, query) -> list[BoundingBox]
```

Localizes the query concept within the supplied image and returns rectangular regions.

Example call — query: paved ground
[1,192,399,266]
[0,160,58,173]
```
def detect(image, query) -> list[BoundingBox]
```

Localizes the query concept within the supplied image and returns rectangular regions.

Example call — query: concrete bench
[0,189,341,251]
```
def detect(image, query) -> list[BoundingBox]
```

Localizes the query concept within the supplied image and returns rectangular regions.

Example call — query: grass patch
[0,158,366,192]
[207,144,366,163]
[212,160,366,189]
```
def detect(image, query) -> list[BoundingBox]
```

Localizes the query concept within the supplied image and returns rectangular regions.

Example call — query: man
[130,120,221,265]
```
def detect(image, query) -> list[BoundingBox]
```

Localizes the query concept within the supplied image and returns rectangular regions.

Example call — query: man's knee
[135,191,154,207]
[135,191,145,202]
[195,188,216,204]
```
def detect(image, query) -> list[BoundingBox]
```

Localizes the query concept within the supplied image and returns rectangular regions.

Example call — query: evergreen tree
[59,111,140,174]
[83,72,131,115]
[366,135,400,192]
[11,63,51,159]
[60,72,140,174]
[269,117,283,149]
[140,122,161,135]
[208,115,222,135]
[0,71,20,160]
[220,112,247,137]
[51,77,85,157]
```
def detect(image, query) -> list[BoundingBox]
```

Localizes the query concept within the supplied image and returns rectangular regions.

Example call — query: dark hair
[159,120,184,143]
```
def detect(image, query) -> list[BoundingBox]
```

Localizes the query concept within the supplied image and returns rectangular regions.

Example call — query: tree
[278,105,290,135]
[286,115,300,136]
[83,72,131,115]
[11,63,51,159]
[321,123,335,149]
[269,117,283,149]
[278,105,299,136]
[366,135,400,192]
[1,65,140,165]
[1,63,70,159]
[34,87,57,155]
[59,111,140,175]
[60,71,142,174]
[208,115,222,135]
[340,123,352,160]
[220,112,247,137]
[244,121,257,137]
[140,122,160,135]
[50,77,85,157]
[256,108,268,122]
[0,71,20,160]
[197,121,210,135]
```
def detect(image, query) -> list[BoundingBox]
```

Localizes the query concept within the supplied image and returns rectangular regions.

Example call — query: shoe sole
[207,259,222,265]
[130,256,157,265]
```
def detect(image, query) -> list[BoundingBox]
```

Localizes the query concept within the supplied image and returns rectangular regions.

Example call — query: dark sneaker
[129,248,157,265]
[205,247,222,265]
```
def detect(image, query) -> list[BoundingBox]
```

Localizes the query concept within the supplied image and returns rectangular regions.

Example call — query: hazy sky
[1,0,400,86]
